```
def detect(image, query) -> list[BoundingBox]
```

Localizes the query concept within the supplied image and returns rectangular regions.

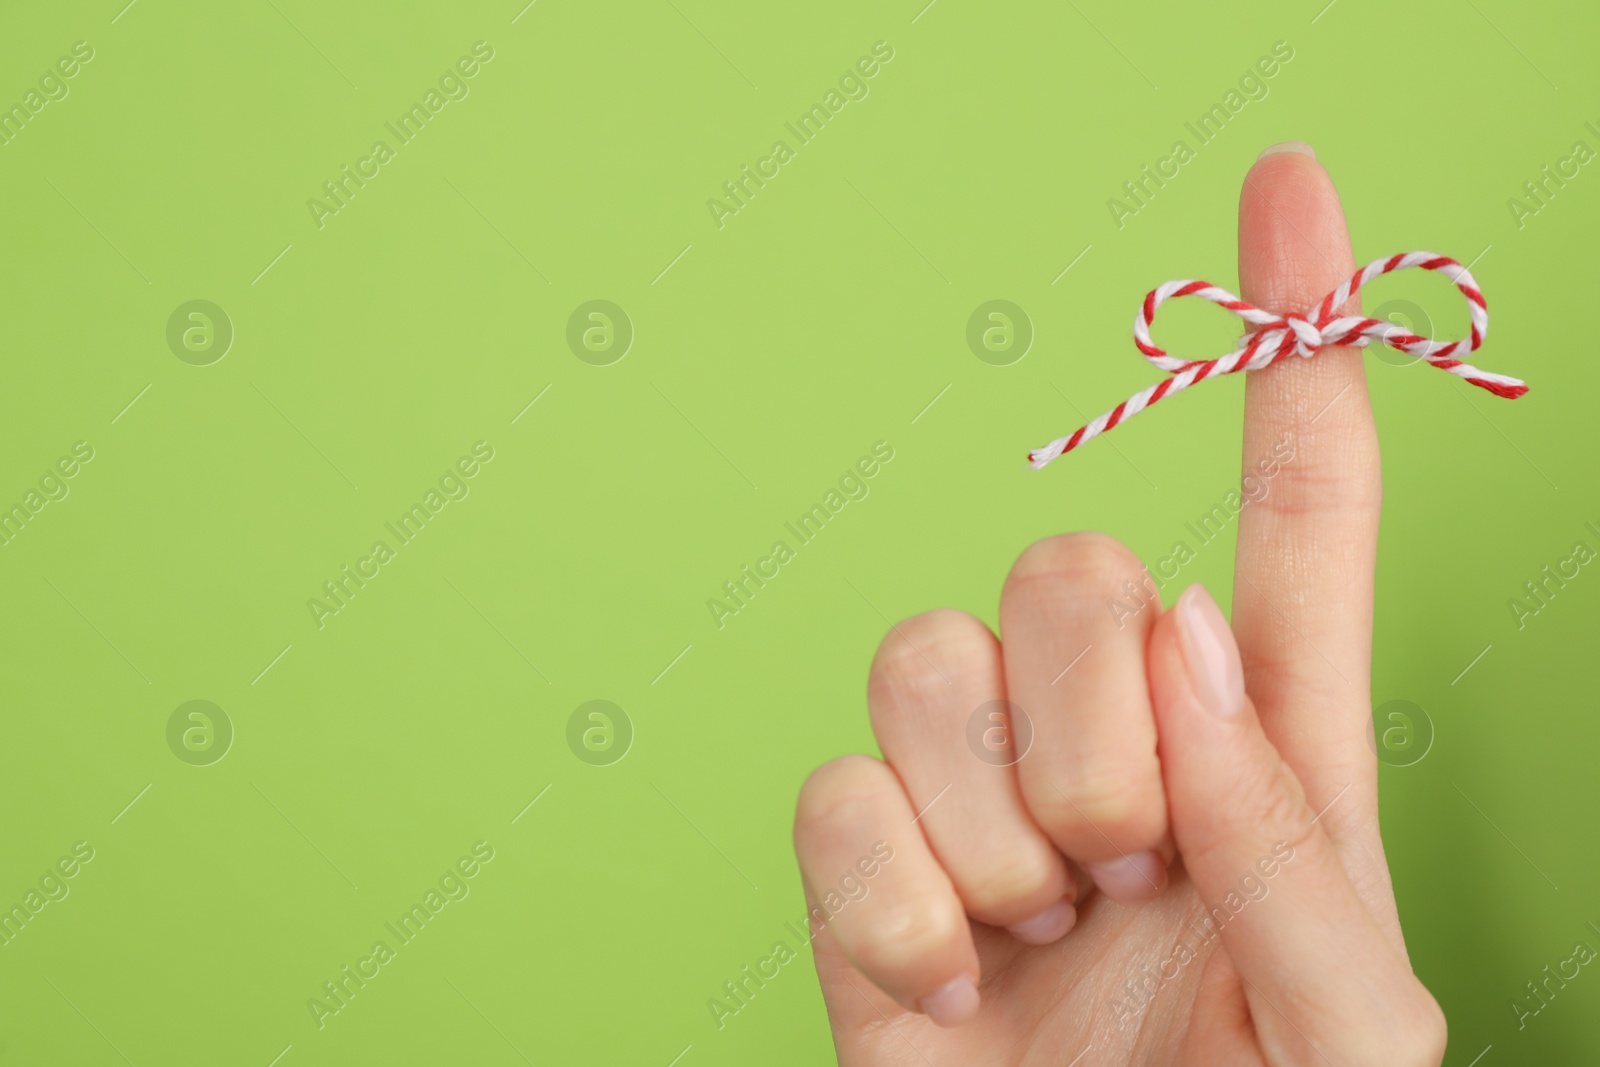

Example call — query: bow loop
[1028,251,1529,469]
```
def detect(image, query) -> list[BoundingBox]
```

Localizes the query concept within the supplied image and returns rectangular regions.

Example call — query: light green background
[0,1,1595,1063]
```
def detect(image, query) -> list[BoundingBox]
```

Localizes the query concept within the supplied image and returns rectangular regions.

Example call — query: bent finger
[793,755,981,1027]
[1001,533,1171,903]
[867,610,1076,941]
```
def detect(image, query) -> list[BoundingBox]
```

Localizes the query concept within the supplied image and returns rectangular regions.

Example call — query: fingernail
[918,975,980,1027]
[1087,851,1167,902]
[1177,585,1245,718]
[1006,899,1076,945]
[1258,140,1315,160]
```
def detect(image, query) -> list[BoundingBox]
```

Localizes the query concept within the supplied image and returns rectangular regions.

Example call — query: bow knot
[1282,314,1324,357]
[1029,251,1530,469]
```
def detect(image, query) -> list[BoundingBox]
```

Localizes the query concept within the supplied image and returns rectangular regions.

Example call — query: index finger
[1232,143,1398,935]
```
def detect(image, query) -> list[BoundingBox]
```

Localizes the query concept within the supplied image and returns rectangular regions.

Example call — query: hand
[791,144,1448,1066]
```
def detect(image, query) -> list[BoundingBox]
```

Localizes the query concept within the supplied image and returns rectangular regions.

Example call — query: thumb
[1149,584,1445,1065]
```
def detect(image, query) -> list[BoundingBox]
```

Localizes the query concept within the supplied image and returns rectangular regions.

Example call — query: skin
[791,144,1449,1066]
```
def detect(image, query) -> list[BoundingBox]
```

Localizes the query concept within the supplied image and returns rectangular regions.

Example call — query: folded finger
[1001,533,1171,903]
[868,610,1076,942]
[793,755,981,1027]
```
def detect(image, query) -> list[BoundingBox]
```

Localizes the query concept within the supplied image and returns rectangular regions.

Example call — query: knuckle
[869,609,994,708]
[1243,757,1314,841]
[849,894,967,979]
[1005,531,1146,607]
[1388,987,1448,1067]
[1186,755,1313,867]
[794,755,885,841]
[950,840,1060,917]
[1247,429,1382,522]
[1031,768,1166,853]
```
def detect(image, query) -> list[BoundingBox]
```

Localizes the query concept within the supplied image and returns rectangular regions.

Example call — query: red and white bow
[1028,251,1528,469]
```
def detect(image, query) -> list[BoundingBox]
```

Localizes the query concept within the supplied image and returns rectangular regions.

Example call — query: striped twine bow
[1027,251,1528,469]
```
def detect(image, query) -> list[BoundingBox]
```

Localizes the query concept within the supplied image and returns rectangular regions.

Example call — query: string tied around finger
[1027,251,1529,470]
[1282,314,1323,357]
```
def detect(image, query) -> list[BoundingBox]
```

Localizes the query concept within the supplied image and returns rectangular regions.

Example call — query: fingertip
[1173,584,1245,720]
[1147,585,1249,762]
[1006,897,1076,945]
[1257,140,1315,160]
[918,975,980,1028]
[1239,145,1356,311]
[1088,851,1168,903]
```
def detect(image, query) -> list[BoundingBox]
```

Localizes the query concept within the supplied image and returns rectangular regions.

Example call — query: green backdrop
[0,1,1595,1063]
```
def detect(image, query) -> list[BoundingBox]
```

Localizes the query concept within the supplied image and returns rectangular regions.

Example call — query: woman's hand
[791,144,1448,1066]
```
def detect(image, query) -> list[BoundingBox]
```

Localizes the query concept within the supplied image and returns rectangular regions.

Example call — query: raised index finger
[1232,144,1399,936]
